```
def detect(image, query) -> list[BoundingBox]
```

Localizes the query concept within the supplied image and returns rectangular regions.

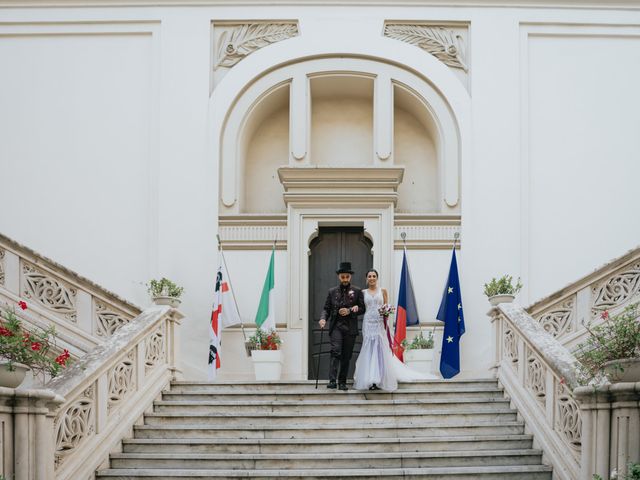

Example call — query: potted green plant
[147,278,184,308]
[483,275,523,306]
[247,328,283,381]
[0,301,71,388]
[402,331,435,374]
[576,303,640,384]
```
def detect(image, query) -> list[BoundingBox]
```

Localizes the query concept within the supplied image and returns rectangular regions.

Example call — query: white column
[290,74,310,164]
[374,72,393,163]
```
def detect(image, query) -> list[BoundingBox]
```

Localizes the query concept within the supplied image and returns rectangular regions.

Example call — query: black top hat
[336,262,354,274]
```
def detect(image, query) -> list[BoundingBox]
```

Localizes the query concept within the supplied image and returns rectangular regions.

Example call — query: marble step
[152,397,512,415]
[109,449,544,469]
[122,434,535,454]
[170,379,499,392]
[96,464,553,479]
[142,408,518,427]
[163,387,505,402]
[133,420,526,439]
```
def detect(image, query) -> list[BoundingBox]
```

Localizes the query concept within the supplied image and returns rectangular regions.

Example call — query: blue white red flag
[394,251,420,361]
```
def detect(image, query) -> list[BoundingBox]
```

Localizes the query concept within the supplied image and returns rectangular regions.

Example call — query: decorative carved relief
[95,300,132,337]
[503,327,519,366]
[555,381,582,454]
[592,262,640,316]
[108,350,136,412]
[384,24,468,71]
[22,262,77,322]
[0,248,4,286]
[55,385,95,468]
[145,324,165,373]
[536,297,575,338]
[215,23,299,69]
[525,348,546,408]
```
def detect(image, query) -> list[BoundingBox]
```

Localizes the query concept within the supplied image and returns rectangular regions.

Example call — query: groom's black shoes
[338,383,348,391]
[327,380,337,389]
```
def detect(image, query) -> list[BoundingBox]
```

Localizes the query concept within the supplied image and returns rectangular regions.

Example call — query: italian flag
[255,248,275,332]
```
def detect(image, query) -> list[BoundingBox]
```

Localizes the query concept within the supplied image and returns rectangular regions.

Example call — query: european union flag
[437,248,465,379]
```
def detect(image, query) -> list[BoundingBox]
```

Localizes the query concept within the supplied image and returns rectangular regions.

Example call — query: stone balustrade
[526,246,640,349]
[0,305,183,480]
[492,302,640,480]
[0,234,142,356]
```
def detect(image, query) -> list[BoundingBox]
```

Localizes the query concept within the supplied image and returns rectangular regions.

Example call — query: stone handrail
[0,305,183,480]
[491,302,582,480]
[526,245,640,348]
[492,302,640,480]
[0,233,142,354]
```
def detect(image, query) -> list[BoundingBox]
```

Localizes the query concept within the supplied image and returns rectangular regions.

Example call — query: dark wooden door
[308,227,373,380]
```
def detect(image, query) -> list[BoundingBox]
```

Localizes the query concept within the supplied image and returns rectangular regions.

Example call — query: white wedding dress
[353,288,436,392]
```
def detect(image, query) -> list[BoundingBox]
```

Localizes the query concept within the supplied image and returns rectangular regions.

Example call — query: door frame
[291,209,393,379]
[279,166,404,379]
[307,226,373,380]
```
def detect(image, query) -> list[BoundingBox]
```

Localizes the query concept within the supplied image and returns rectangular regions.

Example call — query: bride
[353,269,437,392]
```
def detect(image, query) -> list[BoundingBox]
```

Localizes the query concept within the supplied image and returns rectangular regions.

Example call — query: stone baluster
[575,383,640,480]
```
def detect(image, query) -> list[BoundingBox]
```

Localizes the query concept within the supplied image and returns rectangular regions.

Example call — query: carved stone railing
[0,306,183,480]
[527,246,640,349]
[0,233,142,355]
[492,302,582,480]
[492,302,640,480]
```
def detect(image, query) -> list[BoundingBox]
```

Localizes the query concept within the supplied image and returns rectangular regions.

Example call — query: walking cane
[315,325,325,389]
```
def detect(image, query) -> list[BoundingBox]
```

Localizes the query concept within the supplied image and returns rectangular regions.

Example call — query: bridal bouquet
[378,304,395,318]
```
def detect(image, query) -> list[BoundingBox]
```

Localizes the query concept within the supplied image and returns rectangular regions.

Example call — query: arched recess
[208,35,471,213]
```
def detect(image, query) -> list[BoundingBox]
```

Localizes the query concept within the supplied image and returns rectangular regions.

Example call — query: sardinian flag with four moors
[208,261,241,380]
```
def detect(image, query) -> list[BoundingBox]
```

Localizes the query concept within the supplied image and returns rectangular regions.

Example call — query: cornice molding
[278,166,405,207]
[2,0,640,9]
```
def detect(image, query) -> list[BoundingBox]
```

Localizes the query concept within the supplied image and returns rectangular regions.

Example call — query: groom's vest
[321,284,365,335]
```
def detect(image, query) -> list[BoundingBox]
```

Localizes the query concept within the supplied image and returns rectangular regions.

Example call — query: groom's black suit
[320,283,365,385]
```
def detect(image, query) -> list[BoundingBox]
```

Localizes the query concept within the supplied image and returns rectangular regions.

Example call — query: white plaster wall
[526,32,640,301]
[394,107,439,212]
[310,76,374,166]
[244,106,289,213]
[0,29,155,303]
[0,3,639,381]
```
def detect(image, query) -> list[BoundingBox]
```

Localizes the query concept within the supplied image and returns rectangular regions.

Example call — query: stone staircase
[96,379,553,479]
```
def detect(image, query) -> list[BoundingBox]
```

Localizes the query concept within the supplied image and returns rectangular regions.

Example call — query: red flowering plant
[575,302,640,385]
[0,301,71,379]
[247,328,282,351]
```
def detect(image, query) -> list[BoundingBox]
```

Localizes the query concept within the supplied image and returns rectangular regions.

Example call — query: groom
[318,262,365,391]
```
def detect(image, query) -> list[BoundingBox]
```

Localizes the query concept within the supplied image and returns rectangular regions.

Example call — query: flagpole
[216,234,248,342]
[453,231,460,250]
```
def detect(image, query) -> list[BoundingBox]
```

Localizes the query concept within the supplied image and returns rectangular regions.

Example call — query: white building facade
[1,0,639,381]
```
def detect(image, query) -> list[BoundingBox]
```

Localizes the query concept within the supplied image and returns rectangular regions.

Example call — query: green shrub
[147,278,184,298]
[483,275,523,297]
[401,331,434,350]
